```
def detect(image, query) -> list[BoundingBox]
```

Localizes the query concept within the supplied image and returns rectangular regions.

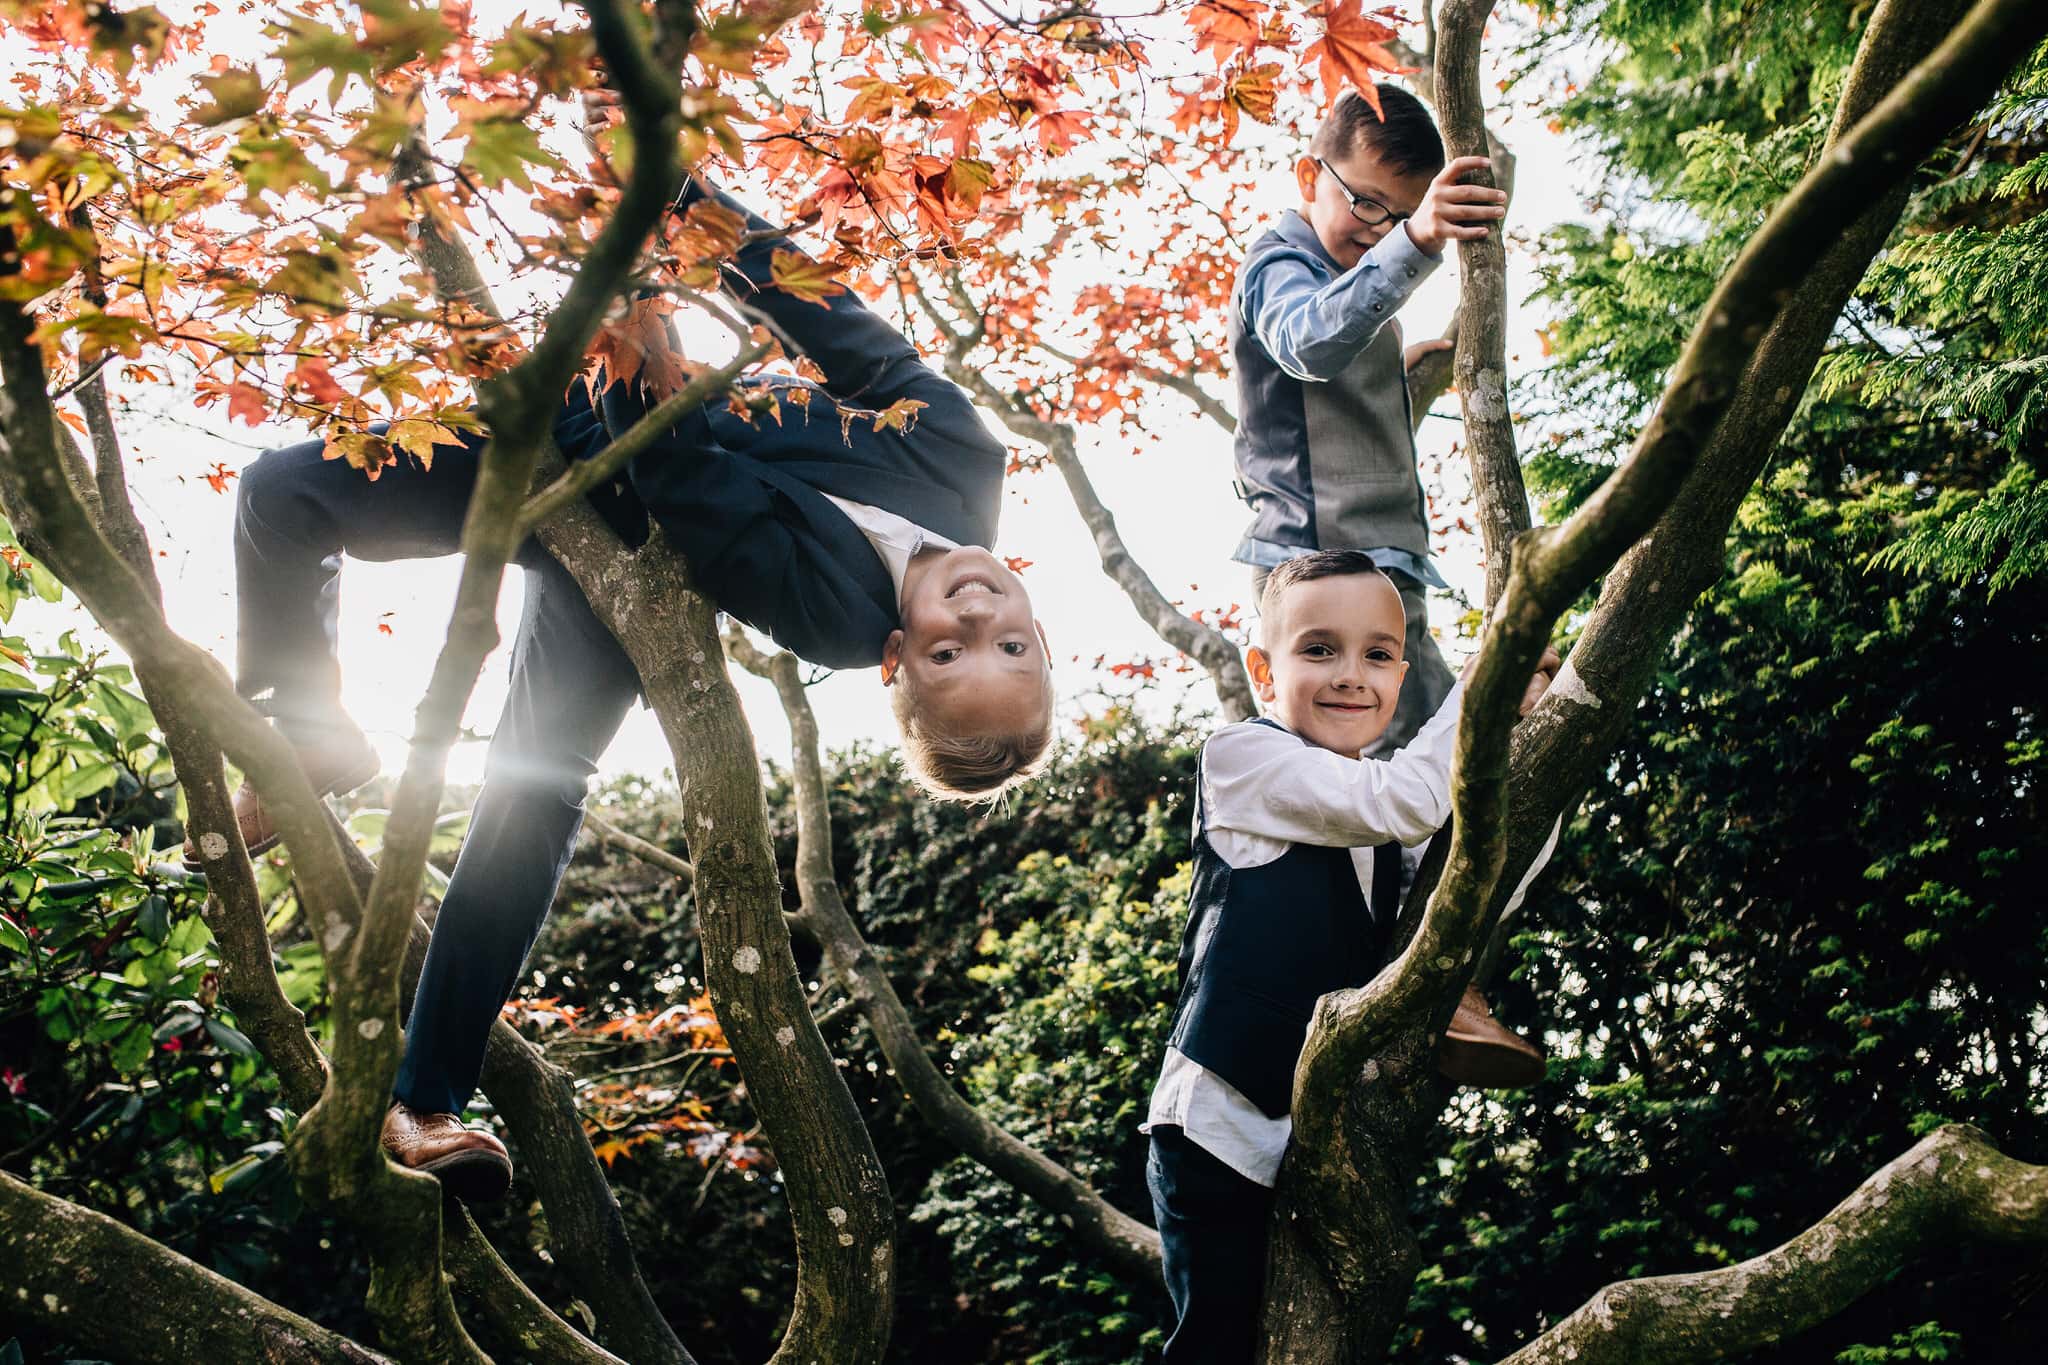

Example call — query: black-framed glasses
[1315,157,1406,228]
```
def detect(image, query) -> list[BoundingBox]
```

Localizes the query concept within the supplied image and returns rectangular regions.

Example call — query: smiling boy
[1143,551,1557,1363]
[1229,84,1506,754]
[202,178,1052,1200]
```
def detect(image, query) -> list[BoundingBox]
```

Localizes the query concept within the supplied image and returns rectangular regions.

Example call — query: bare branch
[444,1207,633,1365]
[1031,338,1238,433]
[1498,1127,2048,1365]
[724,624,1164,1282]
[585,811,696,886]
[1438,0,1529,610]
[908,269,1257,721]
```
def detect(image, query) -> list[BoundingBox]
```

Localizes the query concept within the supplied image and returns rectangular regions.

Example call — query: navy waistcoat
[1166,718,1402,1118]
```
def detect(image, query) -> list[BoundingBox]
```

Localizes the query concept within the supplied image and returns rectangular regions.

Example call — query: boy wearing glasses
[1221,86,1535,1110]
[1228,84,1504,754]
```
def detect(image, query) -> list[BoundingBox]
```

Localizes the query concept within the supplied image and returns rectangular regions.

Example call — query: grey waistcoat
[1230,227,1430,559]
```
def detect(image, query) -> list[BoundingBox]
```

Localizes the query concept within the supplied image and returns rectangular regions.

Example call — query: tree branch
[585,811,696,887]
[724,624,1165,1283]
[1265,3,2048,1356]
[514,339,772,537]
[1497,1127,2048,1365]
[443,1206,633,1365]
[0,1170,392,1364]
[1437,0,1529,610]
[1498,0,1989,890]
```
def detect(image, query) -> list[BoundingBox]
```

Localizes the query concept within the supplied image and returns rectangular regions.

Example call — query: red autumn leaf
[1303,0,1412,108]
[376,622,393,636]
[1004,556,1033,573]
[768,249,846,306]
[294,356,346,405]
[202,462,238,494]
[226,381,267,427]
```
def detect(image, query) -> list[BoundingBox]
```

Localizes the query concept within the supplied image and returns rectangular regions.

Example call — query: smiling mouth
[1318,701,1376,712]
[946,576,1001,599]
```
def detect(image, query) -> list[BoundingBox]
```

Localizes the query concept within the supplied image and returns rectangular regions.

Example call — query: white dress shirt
[1143,684,1562,1186]
[821,494,959,602]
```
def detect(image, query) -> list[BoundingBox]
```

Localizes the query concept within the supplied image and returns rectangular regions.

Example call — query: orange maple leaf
[1004,556,1033,573]
[202,462,238,494]
[1036,108,1092,153]
[586,296,696,399]
[226,381,266,427]
[1303,0,1413,108]
[1189,0,1267,66]
[768,249,846,306]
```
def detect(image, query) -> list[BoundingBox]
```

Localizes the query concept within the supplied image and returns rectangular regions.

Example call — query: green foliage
[914,813,1187,1365]
[0,623,332,1311]
[1838,1322,1963,1364]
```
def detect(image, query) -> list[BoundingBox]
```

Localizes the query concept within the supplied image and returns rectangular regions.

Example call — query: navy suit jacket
[595,185,1005,671]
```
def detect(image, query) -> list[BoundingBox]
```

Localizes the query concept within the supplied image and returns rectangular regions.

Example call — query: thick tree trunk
[1256,1,2048,1360]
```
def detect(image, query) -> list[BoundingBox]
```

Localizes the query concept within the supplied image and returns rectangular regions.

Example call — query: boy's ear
[881,629,904,686]
[1246,646,1277,701]
[1033,619,1051,661]
[1294,155,1320,204]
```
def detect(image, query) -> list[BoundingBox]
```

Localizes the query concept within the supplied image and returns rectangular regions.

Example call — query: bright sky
[12,5,1592,784]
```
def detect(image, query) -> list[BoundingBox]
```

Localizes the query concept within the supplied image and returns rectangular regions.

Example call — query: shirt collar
[1275,209,1339,272]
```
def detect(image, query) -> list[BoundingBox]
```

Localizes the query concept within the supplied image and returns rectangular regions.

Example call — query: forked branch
[724,624,1165,1282]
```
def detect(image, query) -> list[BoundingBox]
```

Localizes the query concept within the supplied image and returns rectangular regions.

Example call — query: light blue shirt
[1233,217,1447,590]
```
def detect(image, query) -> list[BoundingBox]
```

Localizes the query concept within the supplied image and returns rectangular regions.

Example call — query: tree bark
[1498,1127,2048,1364]
[0,1171,392,1364]
[1435,0,1530,608]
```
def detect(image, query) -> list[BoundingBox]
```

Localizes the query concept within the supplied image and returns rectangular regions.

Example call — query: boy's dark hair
[1308,85,1444,178]
[1259,549,1403,626]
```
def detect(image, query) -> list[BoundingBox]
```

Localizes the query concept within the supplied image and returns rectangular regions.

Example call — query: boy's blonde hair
[890,672,1054,803]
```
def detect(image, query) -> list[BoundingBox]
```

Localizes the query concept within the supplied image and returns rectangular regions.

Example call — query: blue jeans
[1147,1127,1277,1365]
[232,396,642,1116]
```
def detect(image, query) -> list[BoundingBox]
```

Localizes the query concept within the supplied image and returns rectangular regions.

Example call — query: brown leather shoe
[181,725,378,867]
[1437,985,1546,1089]
[380,1102,514,1203]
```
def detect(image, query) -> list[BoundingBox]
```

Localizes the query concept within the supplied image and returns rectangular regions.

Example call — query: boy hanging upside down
[191,178,1053,1200]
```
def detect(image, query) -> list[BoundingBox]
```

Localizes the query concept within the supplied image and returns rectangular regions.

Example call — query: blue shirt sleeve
[1242,222,1440,383]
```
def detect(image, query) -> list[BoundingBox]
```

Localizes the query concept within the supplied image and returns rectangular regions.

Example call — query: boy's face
[884,546,1051,725]
[1248,571,1409,754]
[1295,145,1434,271]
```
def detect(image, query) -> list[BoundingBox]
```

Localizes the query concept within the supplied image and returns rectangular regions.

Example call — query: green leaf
[53,760,119,805]
[204,1019,256,1056]
[135,893,170,944]
[110,1021,152,1072]
[0,915,29,957]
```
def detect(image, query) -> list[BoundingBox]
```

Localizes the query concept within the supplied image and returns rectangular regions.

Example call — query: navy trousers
[1147,1127,1278,1365]
[233,397,644,1116]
